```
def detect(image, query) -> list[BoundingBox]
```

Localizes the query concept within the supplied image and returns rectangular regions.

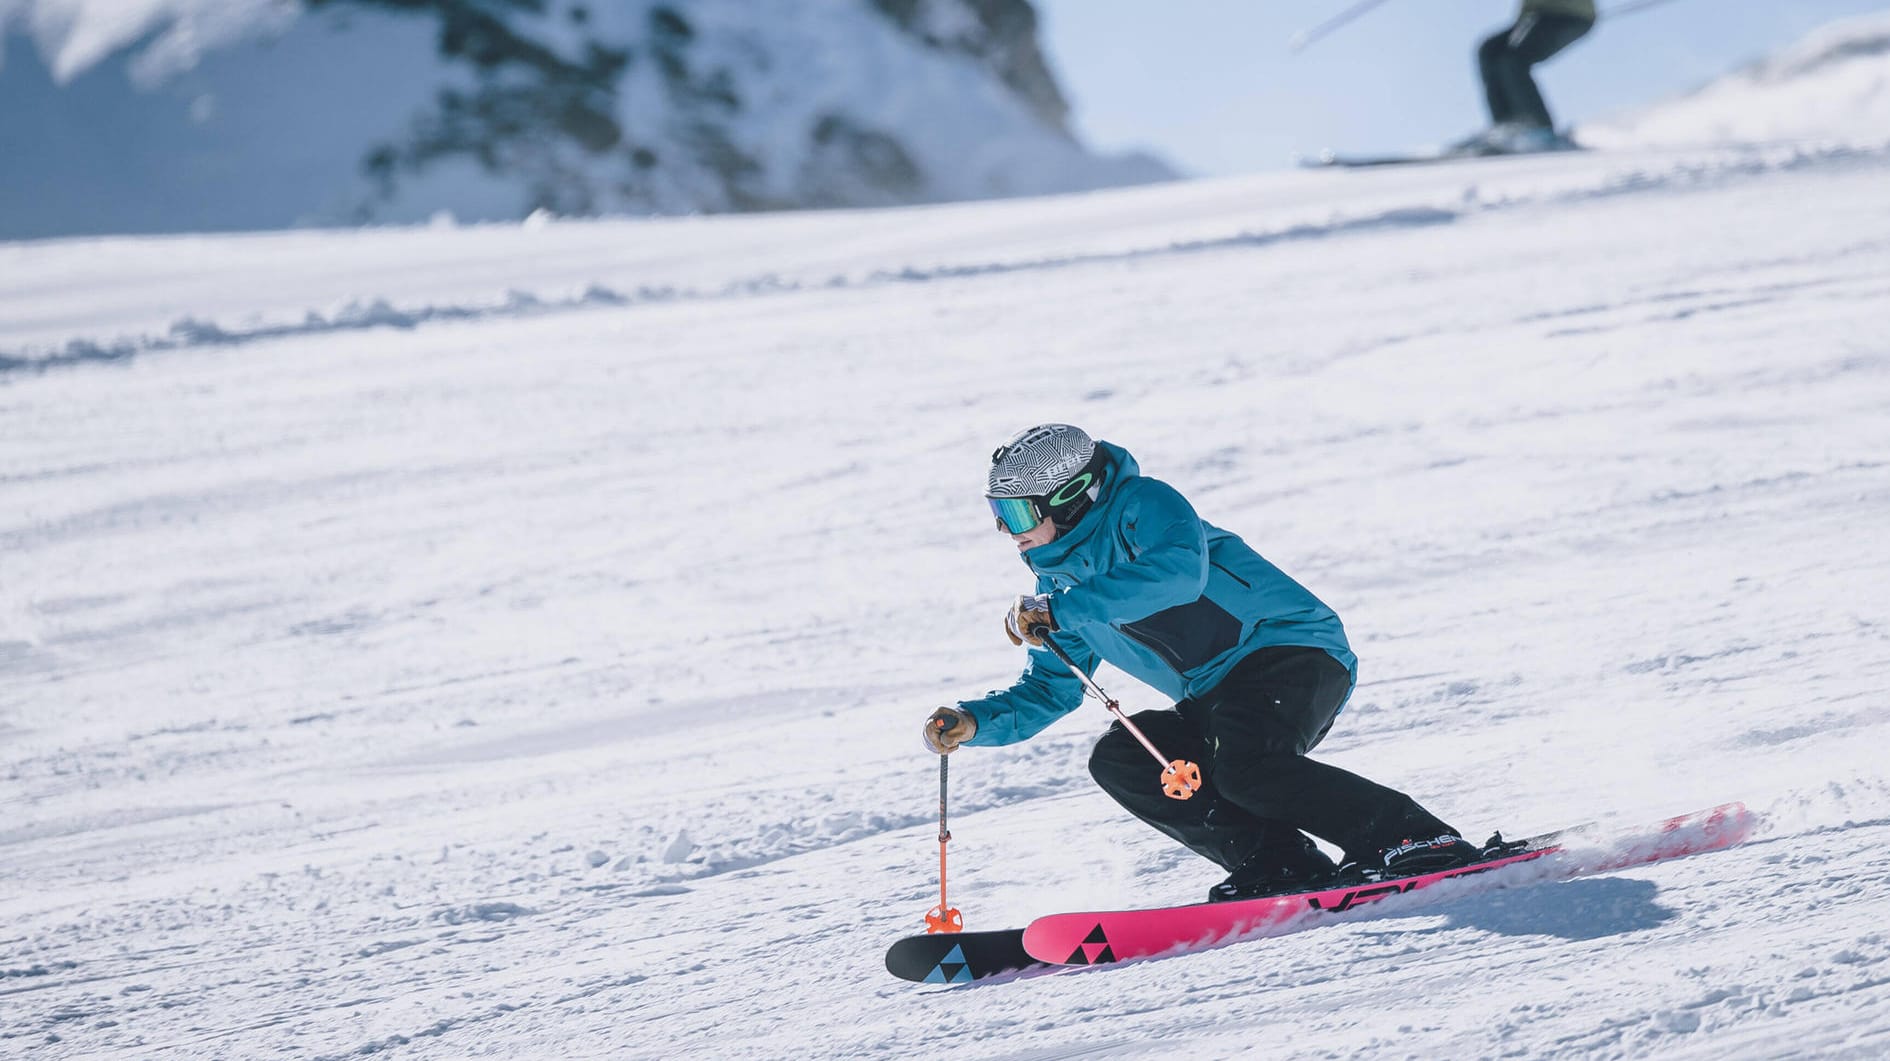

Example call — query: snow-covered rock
[0,0,1171,238]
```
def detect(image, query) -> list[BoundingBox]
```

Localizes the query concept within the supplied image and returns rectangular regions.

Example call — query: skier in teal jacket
[924,424,1480,901]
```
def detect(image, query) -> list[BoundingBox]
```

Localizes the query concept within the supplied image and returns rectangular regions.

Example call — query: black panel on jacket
[1118,596,1242,674]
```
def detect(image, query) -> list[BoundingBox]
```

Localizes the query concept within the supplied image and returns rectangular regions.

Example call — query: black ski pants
[1087,646,1455,870]
[1478,12,1595,129]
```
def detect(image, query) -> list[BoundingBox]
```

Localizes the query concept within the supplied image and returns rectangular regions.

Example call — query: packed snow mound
[0,0,1172,238]
[1582,11,1890,150]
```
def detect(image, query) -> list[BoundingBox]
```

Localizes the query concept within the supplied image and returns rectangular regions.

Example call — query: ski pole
[923,726,964,934]
[1289,0,1399,54]
[1603,0,1686,18]
[1029,626,1202,801]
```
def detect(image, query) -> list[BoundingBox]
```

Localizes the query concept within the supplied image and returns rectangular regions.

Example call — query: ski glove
[924,707,977,754]
[1003,593,1057,648]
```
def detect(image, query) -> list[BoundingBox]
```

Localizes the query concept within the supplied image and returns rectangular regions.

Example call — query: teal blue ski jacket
[959,442,1356,746]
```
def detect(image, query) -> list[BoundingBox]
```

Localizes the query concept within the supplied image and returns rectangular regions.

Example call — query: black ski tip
[885,928,1040,984]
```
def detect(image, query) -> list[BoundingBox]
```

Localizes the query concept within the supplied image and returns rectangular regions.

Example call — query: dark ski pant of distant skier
[1087,646,1456,868]
[1479,12,1595,129]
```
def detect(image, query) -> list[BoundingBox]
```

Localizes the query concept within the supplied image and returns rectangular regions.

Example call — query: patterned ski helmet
[986,424,1107,533]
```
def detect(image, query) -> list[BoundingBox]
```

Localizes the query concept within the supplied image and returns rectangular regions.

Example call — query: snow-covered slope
[0,0,1169,239]
[1582,10,1890,150]
[5,137,1890,1057]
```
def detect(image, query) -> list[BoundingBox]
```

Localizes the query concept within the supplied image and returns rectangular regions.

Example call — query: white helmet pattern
[987,424,1095,499]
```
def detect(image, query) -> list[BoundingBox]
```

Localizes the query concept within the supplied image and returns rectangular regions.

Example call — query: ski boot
[1208,835,1340,903]
[1336,831,1485,884]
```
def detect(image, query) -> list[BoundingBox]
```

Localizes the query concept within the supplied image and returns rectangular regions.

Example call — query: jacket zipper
[1211,560,1251,589]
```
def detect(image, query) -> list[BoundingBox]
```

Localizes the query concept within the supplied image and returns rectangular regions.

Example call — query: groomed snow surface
[5,142,1890,1058]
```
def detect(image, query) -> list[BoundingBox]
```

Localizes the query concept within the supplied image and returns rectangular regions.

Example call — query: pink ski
[1021,802,1753,968]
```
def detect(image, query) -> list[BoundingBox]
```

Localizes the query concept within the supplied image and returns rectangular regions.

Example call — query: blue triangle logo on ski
[923,943,974,983]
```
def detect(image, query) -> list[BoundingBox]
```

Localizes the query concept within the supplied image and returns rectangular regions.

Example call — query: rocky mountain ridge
[0,0,1170,237]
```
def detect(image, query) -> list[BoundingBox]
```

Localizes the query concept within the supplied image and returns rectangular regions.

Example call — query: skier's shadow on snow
[1434,876,1676,940]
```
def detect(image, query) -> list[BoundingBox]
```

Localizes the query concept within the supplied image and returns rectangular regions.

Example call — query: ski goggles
[988,495,1048,535]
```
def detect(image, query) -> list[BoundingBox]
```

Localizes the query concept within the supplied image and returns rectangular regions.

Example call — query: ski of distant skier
[884,802,1752,983]
[1300,144,1588,169]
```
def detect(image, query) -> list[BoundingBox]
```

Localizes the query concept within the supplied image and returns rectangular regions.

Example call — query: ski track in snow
[4,140,1890,1058]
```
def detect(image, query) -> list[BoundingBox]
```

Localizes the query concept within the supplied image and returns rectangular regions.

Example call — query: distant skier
[1469,0,1597,153]
[922,424,1482,902]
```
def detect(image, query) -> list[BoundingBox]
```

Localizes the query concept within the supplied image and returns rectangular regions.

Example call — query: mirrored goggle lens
[988,496,1043,534]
